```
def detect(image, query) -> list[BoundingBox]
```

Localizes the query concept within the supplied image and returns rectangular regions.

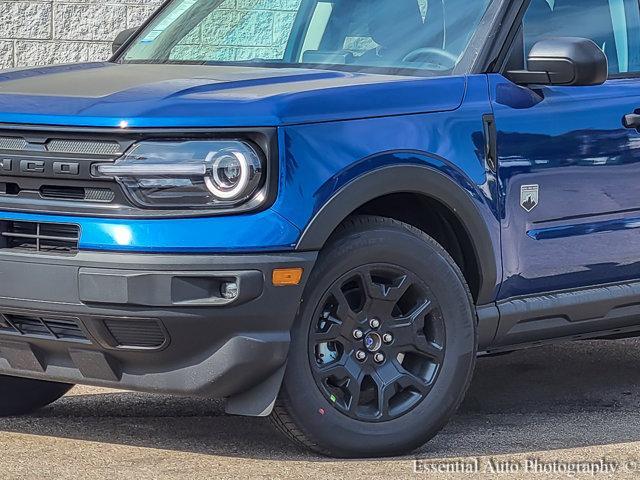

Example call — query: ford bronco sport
[0,0,636,458]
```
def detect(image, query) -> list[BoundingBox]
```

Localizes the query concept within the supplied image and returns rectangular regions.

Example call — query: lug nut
[369,318,380,329]
[355,350,367,361]
[382,333,393,344]
[353,329,364,340]
[374,353,385,364]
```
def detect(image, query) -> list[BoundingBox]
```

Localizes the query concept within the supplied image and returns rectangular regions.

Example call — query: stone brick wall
[0,0,307,69]
[164,0,302,62]
[0,0,163,69]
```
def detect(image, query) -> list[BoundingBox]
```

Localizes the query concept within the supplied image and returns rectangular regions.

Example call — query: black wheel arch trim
[295,164,499,305]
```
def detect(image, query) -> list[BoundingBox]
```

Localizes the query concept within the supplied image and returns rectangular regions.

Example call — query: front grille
[39,185,116,203]
[0,136,27,151]
[104,319,167,349]
[84,187,116,202]
[40,185,85,200]
[0,220,79,254]
[0,313,89,343]
[0,182,117,203]
[46,139,122,156]
[0,130,135,215]
[0,136,123,156]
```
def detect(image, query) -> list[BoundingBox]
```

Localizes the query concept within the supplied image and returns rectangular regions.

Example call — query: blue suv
[0,0,636,457]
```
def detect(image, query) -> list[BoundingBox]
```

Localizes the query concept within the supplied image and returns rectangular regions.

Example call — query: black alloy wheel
[271,216,477,458]
[309,264,445,422]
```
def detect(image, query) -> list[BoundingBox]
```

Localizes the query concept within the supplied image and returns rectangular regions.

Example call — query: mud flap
[225,364,287,417]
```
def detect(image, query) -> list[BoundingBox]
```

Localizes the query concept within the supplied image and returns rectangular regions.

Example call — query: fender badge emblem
[521,184,539,212]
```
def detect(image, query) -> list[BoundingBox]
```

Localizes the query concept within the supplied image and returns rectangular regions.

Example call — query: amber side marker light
[272,268,304,286]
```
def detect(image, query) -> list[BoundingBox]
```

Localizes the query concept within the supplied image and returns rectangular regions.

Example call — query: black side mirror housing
[112,27,139,54]
[506,37,608,86]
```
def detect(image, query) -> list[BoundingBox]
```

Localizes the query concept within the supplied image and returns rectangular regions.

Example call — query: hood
[0,63,466,128]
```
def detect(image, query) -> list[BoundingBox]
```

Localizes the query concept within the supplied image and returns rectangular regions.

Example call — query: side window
[523,0,640,75]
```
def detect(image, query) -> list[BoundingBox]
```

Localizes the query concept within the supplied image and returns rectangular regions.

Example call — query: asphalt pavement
[1,338,640,479]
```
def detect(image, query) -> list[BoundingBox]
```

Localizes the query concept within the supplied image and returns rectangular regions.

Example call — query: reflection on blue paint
[528,216,640,240]
[107,225,134,246]
[491,74,640,299]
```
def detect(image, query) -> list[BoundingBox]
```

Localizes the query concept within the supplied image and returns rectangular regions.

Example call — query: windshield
[121,0,493,74]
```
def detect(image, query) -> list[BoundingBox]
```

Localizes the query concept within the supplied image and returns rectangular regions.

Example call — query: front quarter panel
[273,75,502,304]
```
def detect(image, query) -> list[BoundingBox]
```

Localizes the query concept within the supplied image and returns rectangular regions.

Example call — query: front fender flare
[295,164,499,305]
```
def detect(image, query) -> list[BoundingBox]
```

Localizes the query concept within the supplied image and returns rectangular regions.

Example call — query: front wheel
[271,216,477,457]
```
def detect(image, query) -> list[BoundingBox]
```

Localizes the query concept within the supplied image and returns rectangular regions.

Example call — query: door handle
[623,113,640,129]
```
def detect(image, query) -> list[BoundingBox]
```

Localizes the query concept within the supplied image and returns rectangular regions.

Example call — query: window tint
[124,0,493,75]
[339,0,426,58]
[523,0,640,75]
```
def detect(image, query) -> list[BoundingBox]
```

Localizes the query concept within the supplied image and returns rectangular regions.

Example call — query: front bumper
[0,250,317,400]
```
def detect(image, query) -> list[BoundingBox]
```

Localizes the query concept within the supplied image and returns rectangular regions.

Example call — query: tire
[271,215,476,457]
[0,375,73,416]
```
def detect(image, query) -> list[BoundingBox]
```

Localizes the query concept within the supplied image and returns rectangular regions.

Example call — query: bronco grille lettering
[20,160,45,173]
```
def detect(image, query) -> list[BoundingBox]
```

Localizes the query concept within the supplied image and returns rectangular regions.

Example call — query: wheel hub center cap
[363,332,382,352]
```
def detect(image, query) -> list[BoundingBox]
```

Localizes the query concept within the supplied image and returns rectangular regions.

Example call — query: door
[491,0,640,300]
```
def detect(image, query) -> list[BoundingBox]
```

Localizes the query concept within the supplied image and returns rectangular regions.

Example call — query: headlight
[95,140,264,209]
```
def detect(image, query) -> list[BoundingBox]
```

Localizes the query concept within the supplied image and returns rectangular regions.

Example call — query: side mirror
[506,37,608,86]
[112,27,139,54]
